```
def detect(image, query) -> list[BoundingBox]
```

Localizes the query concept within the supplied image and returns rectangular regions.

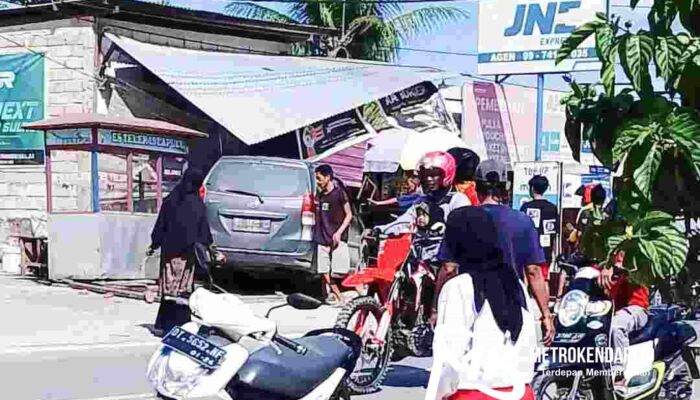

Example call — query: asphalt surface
[2,273,699,400]
[0,273,431,400]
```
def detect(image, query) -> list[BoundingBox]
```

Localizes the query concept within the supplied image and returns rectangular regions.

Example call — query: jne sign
[478,0,604,75]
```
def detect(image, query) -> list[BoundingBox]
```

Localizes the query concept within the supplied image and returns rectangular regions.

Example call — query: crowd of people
[145,147,649,400]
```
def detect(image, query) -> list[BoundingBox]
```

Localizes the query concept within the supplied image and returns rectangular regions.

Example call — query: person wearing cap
[520,175,560,287]
[438,159,554,346]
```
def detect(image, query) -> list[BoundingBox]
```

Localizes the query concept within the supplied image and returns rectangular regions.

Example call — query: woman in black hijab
[148,166,213,335]
[426,206,536,400]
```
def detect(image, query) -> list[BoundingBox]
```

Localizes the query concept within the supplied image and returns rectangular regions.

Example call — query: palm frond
[363,21,401,62]
[289,1,319,25]
[388,7,469,43]
[319,2,337,28]
[224,2,297,23]
[347,15,383,37]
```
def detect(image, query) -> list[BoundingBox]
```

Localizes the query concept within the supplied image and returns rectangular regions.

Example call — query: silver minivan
[202,156,363,276]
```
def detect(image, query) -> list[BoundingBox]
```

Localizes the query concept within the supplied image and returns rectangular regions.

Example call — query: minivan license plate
[232,218,271,233]
[162,327,227,369]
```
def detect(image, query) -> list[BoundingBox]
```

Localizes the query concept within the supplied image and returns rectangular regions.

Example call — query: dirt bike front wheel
[335,295,393,395]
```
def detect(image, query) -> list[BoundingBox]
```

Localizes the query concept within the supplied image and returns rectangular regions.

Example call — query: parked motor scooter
[532,255,700,400]
[146,250,362,400]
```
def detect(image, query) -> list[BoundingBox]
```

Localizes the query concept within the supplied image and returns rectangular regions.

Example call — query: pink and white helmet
[416,151,457,188]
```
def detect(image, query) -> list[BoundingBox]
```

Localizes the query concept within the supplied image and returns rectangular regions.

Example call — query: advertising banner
[473,82,511,165]
[162,157,186,181]
[463,82,581,165]
[379,81,457,134]
[0,53,45,165]
[581,166,613,204]
[298,109,369,159]
[561,166,613,208]
[512,161,561,210]
[561,172,582,208]
[477,0,605,75]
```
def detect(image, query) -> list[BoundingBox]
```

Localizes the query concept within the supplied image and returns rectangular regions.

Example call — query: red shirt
[609,277,649,311]
[458,181,480,206]
[592,264,649,310]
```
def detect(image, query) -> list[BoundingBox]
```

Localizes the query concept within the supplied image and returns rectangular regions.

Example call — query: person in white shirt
[426,206,537,400]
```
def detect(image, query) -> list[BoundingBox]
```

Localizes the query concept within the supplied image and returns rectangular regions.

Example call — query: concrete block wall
[0,19,96,259]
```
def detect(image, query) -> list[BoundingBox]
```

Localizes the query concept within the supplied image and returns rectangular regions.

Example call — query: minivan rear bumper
[217,246,315,274]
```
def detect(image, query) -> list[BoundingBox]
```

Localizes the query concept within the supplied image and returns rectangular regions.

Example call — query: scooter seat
[234,335,353,398]
[629,305,681,345]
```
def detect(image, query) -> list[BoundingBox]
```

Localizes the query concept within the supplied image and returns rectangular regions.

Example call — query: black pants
[154,299,191,334]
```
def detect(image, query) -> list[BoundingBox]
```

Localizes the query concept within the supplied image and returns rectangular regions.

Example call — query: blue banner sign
[0,53,45,165]
[98,129,188,155]
[46,128,93,146]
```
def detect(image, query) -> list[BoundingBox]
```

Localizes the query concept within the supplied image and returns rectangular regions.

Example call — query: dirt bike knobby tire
[334,295,393,395]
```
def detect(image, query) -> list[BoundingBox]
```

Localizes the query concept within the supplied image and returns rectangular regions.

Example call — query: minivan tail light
[199,186,207,200]
[302,192,315,226]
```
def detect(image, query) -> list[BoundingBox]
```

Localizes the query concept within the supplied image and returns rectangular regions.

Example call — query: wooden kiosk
[22,114,207,280]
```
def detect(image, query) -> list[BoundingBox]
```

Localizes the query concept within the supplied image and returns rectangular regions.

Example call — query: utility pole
[341,0,346,38]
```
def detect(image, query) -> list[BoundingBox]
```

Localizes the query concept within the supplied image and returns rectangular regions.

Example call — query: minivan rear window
[206,161,310,197]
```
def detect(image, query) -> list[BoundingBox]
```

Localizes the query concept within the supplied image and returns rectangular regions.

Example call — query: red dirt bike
[334,221,444,395]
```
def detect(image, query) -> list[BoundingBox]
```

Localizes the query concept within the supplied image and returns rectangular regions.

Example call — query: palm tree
[225,0,469,61]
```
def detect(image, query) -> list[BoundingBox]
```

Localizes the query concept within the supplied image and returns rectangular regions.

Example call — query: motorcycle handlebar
[274,334,308,355]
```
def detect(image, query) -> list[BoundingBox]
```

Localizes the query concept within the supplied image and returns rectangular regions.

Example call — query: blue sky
[175,0,655,92]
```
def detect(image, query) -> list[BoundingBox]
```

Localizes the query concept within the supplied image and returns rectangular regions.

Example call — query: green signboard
[0,53,45,165]
[98,129,188,155]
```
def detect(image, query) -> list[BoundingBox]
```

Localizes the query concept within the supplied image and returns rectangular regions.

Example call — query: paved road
[2,273,699,400]
[0,273,430,400]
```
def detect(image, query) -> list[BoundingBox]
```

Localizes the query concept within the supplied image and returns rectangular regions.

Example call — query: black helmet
[447,147,481,183]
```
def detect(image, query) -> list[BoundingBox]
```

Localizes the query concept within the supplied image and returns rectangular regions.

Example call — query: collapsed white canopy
[106,34,454,146]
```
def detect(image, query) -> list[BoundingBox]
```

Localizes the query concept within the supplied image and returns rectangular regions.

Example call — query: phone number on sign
[522,48,590,62]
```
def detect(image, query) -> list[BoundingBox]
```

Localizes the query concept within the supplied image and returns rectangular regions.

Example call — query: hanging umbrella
[364,127,467,173]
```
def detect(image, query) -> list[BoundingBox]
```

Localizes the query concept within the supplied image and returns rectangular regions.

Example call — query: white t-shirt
[425,274,537,400]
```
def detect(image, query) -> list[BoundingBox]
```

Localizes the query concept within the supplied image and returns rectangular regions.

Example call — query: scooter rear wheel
[335,296,393,395]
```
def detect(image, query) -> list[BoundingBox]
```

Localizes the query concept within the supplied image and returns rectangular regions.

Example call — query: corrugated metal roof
[23,113,208,138]
[106,33,455,146]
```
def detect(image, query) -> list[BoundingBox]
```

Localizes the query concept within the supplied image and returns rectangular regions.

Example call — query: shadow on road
[139,323,165,338]
[383,365,430,388]
[209,268,325,298]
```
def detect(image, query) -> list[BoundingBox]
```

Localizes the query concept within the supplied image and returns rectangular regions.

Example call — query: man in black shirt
[520,175,559,286]
[314,165,353,306]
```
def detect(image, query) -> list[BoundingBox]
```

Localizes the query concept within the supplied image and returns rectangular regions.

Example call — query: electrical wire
[380,46,478,57]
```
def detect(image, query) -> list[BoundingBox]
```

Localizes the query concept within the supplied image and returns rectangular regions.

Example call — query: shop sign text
[98,129,188,155]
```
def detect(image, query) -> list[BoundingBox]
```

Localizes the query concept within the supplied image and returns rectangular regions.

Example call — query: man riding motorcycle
[371,151,471,329]
[598,251,650,393]
[374,151,470,236]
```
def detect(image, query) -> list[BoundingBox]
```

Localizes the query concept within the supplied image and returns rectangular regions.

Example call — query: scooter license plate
[162,326,227,369]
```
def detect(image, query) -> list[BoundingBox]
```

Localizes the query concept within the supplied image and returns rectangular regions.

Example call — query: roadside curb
[66,280,156,302]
